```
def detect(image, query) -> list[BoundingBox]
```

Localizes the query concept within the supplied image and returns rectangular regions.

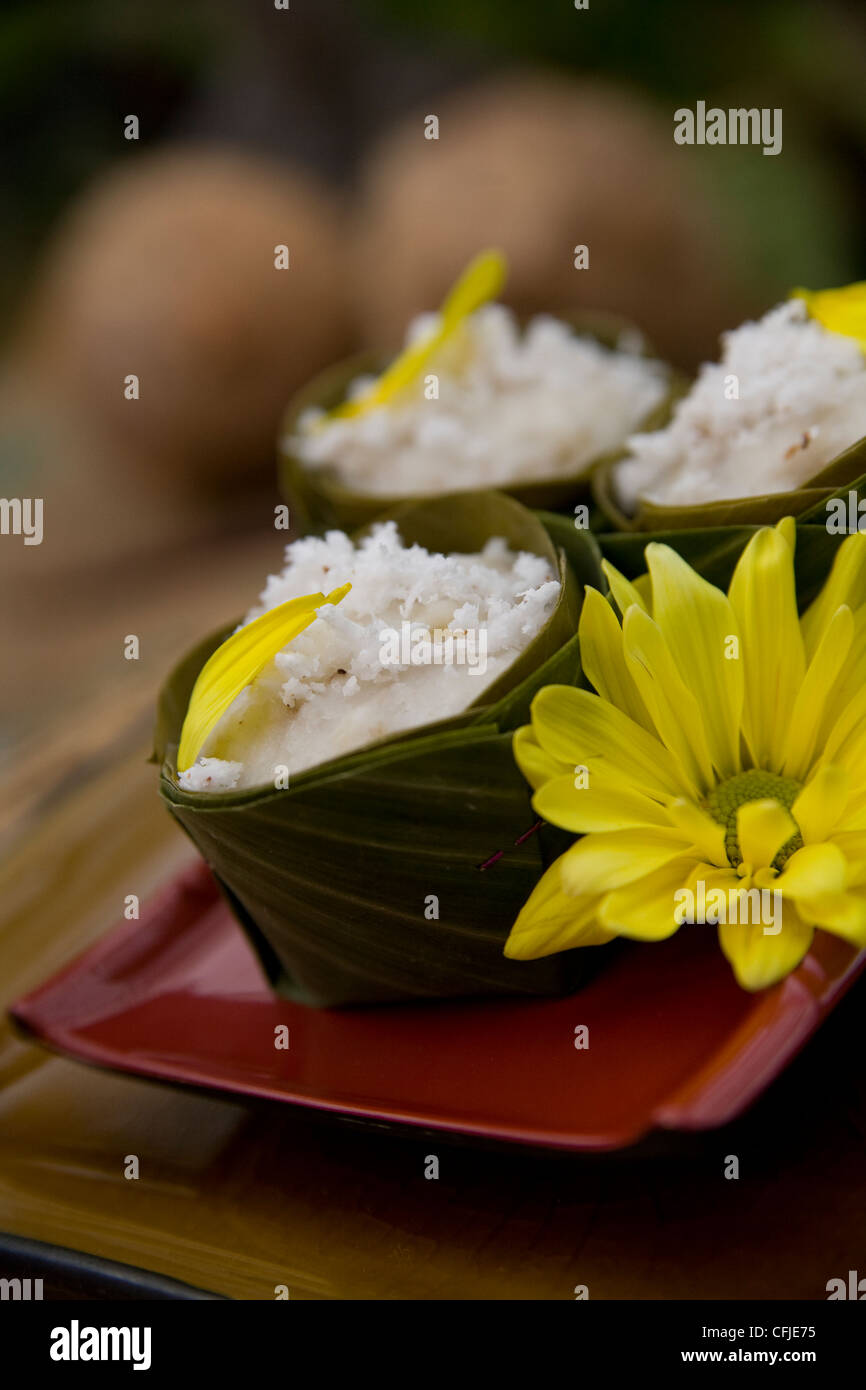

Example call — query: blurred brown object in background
[12,146,355,493]
[353,73,756,369]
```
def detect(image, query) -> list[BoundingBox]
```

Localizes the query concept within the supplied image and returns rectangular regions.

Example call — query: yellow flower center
[705,770,803,870]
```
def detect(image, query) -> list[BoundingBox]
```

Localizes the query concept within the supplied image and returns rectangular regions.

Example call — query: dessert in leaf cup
[596,282,866,531]
[155,261,866,1006]
[279,250,678,530]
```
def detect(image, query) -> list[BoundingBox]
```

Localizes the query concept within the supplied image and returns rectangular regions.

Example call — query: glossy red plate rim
[10,863,866,1151]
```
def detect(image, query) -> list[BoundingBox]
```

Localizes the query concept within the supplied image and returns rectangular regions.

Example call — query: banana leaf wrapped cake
[155,490,604,1006]
[596,282,866,531]
[279,251,676,530]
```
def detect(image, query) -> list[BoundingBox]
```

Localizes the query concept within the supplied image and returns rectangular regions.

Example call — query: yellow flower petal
[329,249,506,420]
[645,543,743,779]
[531,684,693,799]
[794,892,866,946]
[504,858,611,960]
[793,281,866,351]
[578,586,653,731]
[665,798,728,866]
[718,901,814,991]
[736,799,798,870]
[830,832,866,886]
[801,531,866,659]
[682,862,782,932]
[835,784,866,831]
[782,604,853,778]
[821,682,866,779]
[533,774,670,834]
[777,843,847,899]
[728,525,805,770]
[512,724,569,791]
[823,606,866,746]
[621,605,715,794]
[792,765,849,843]
[177,583,351,773]
[599,857,699,940]
[559,827,688,896]
[600,558,649,617]
[683,861,742,898]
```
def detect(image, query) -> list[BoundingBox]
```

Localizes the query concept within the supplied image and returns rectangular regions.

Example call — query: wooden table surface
[1,501,865,1301]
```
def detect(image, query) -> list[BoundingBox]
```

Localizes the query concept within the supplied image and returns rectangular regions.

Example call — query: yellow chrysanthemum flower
[505,520,866,990]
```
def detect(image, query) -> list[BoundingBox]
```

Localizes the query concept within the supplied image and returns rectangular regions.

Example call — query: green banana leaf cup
[277,313,685,534]
[593,429,866,532]
[154,490,606,1007]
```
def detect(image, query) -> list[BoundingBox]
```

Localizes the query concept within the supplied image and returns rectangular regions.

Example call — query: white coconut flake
[184,521,560,791]
[613,298,866,509]
[180,756,243,792]
[289,303,669,494]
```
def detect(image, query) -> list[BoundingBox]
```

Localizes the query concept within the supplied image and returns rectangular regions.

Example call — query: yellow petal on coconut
[600,558,649,617]
[794,892,866,946]
[503,858,612,960]
[782,604,853,779]
[512,724,569,791]
[533,774,670,834]
[177,583,351,773]
[599,857,700,941]
[727,525,805,770]
[719,902,814,992]
[665,798,728,866]
[777,842,847,900]
[578,586,653,731]
[559,827,688,897]
[621,605,715,794]
[736,799,798,871]
[531,684,692,799]
[645,543,743,779]
[328,248,506,420]
[793,281,866,351]
[792,765,849,844]
[801,531,866,659]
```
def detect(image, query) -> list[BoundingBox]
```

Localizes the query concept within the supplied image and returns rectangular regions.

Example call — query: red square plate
[10,862,866,1151]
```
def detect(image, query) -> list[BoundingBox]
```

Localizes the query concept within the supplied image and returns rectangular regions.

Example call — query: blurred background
[3,0,866,1305]
[2,0,866,841]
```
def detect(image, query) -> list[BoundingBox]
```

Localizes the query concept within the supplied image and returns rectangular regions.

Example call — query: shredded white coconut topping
[614,299,866,509]
[290,304,668,494]
[180,521,559,790]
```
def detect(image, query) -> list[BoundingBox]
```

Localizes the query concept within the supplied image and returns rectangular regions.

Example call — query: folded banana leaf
[277,315,686,534]
[155,490,603,1007]
[593,433,866,532]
